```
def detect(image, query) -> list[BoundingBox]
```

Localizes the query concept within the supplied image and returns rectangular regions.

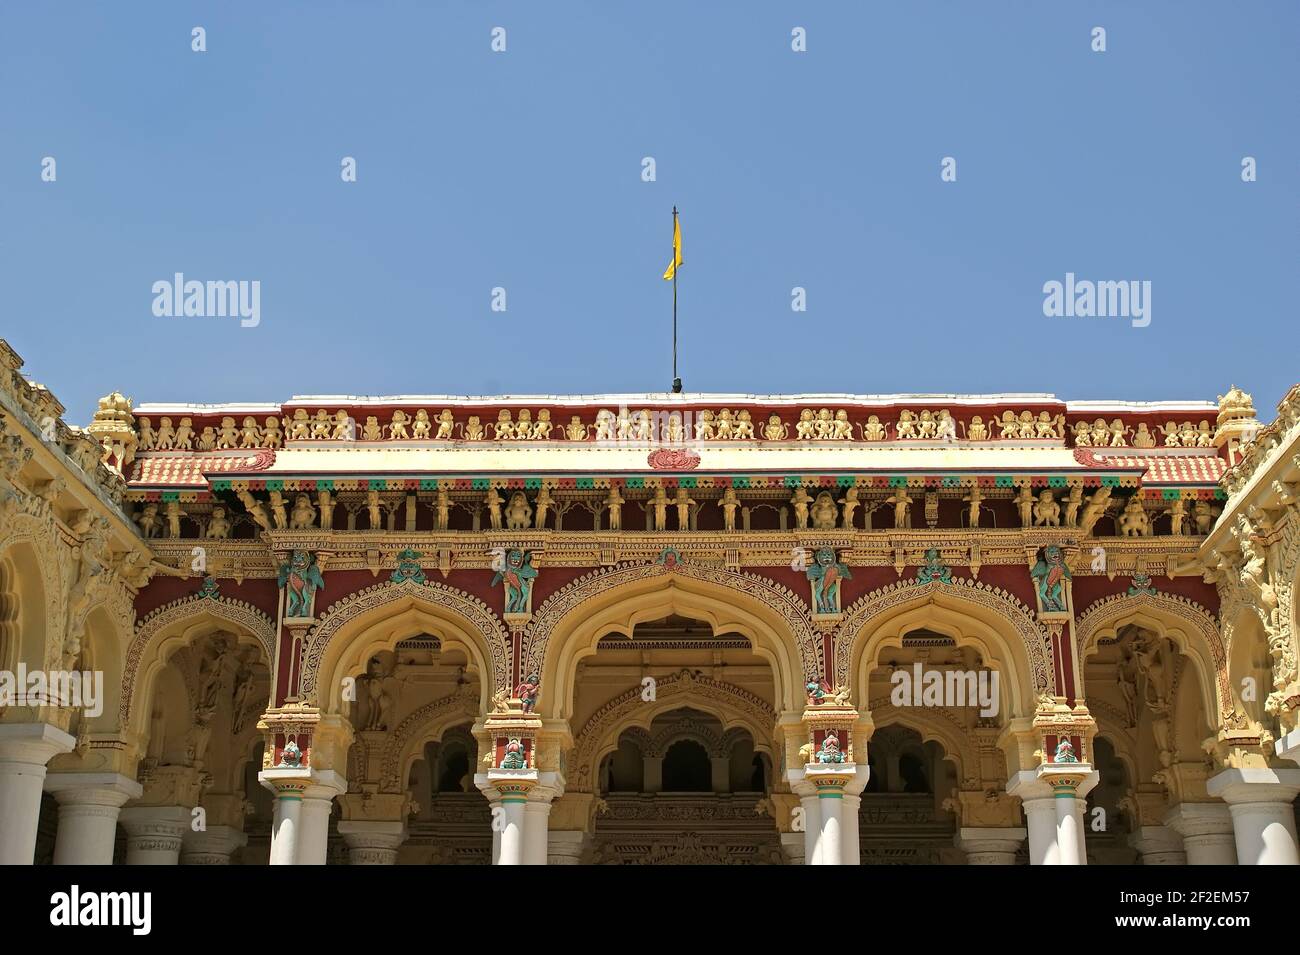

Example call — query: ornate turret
[1215,385,1259,466]
[86,391,137,475]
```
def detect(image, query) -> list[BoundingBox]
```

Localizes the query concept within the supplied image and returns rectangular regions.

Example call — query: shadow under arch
[1074,592,1226,725]
[301,580,509,714]
[864,694,980,789]
[522,564,816,721]
[839,579,1051,723]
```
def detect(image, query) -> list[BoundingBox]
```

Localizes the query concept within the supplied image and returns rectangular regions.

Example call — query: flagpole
[671,206,681,393]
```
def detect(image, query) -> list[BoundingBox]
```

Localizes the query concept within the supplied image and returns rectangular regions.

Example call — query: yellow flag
[662,214,682,280]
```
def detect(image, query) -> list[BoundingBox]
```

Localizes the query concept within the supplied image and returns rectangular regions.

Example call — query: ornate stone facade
[1,337,1297,865]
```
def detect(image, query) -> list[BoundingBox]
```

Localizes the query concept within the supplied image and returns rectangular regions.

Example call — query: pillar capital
[119,804,191,865]
[337,820,407,864]
[0,720,76,765]
[1207,766,1300,805]
[45,771,141,806]
[1162,802,1238,865]
[181,825,247,865]
[45,772,142,865]
[1206,767,1300,865]
[957,827,1026,864]
[1127,825,1186,865]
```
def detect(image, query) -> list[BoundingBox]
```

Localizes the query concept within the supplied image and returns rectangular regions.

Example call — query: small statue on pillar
[514,672,541,714]
[501,738,527,770]
[815,732,847,764]
[1053,735,1078,763]
[806,546,850,616]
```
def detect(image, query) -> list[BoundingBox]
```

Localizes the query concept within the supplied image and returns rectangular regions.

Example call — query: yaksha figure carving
[806,546,850,615]
[1053,735,1078,763]
[816,732,847,764]
[492,549,537,615]
[278,549,325,619]
[1030,545,1071,614]
[501,738,527,770]
[514,672,540,713]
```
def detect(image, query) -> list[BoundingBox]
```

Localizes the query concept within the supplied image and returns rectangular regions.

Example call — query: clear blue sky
[2,1,1296,424]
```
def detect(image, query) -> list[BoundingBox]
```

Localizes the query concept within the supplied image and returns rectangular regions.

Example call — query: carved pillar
[45,772,142,865]
[1207,768,1300,865]
[473,702,544,865]
[181,826,247,865]
[1163,803,1238,865]
[546,830,589,865]
[1127,825,1186,865]
[710,755,730,793]
[0,722,76,864]
[957,827,1026,864]
[643,756,663,793]
[788,702,866,865]
[337,821,406,864]
[119,805,190,865]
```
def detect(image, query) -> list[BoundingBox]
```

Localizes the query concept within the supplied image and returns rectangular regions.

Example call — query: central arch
[836,578,1052,721]
[522,563,816,719]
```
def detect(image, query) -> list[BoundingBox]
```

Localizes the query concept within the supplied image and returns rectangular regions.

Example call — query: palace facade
[2,336,1299,866]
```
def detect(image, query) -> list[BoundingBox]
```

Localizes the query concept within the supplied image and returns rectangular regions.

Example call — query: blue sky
[1,1,1296,423]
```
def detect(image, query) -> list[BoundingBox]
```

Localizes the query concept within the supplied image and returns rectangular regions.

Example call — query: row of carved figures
[135,483,1221,539]
[133,408,1222,449]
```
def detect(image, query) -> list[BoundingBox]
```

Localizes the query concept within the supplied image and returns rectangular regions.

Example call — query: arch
[865,692,980,788]
[570,669,777,793]
[0,526,59,673]
[837,578,1051,720]
[301,579,509,713]
[1075,592,1226,724]
[379,685,480,794]
[523,562,817,719]
[121,594,275,738]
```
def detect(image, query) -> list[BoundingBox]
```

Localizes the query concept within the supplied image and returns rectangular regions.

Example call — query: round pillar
[45,773,142,865]
[496,784,530,865]
[337,821,406,864]
[1208,768,1300,866]
[119,806,190,865]
[523,799,552,865]
[957,827,1026,865]
[0,723,75,865]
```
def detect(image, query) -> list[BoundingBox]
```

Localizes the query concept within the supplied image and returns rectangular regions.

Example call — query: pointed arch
[865,693,980,788]
[836,578,1052,721]
[0,515,61,673]
[522,562,817,719]
[570,670,777,793]
[1074,592,1226,724]
[122,594,275,738]
[300,579,510,713]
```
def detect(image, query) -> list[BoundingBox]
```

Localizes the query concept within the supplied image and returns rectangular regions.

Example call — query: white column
[1163,803,1238,865]
[297,772,345,866]
[1008,766,1097,865]
[1008,772,1059,865]
[497,793,528,865]
[797,790,821,864]
[1128,825,1186,865]
[1208,768,1300,865]
[523,800,552,865]
[0,722,75,865]
[119,805,190,865]
[779,831,806,865]
[337,821,406,864]
[45,772,141,865]
[181,825,247,865]
[816,784,845,865]
[547,830,589,865]
[260,768,309,865]
[841,792,861,866]
[957,827,1026,864]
